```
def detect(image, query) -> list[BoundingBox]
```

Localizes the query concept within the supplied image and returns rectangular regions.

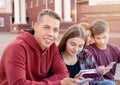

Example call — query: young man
[0,9,79,85]
[87,19,120,80]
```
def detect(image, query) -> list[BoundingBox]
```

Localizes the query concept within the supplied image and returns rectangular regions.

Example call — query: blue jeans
[96,80,116,85]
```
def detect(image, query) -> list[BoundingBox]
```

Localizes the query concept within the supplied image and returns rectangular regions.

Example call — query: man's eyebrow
[43,24,59,29]
[43,24,49,26]
[42,24,51,28]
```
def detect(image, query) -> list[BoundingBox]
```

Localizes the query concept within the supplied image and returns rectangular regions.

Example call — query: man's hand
[74,75,89,85]
[61,78,79,85]
[99,65,111,75]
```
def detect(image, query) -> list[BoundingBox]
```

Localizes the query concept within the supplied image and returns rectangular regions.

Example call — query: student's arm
[3,44,67,85]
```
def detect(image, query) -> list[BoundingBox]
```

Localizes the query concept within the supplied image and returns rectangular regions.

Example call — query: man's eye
[103,36,106,39]
[44,26,49,29]
[54,29,59,32]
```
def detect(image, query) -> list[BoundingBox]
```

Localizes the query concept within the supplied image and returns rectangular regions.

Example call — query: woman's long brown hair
[58,24,87,53]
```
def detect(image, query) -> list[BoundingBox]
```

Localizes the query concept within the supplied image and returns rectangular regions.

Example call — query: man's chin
[45,43,53,48]
[98,46,107,50]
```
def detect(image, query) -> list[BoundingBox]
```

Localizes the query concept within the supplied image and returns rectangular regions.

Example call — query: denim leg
[97,80,116,85]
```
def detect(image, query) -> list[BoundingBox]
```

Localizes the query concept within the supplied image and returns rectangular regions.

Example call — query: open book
[78,69,98,78]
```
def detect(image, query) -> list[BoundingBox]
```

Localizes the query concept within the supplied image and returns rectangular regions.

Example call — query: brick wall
[77,3,120,46]
[26,0,54,25]
[0,13,12,32]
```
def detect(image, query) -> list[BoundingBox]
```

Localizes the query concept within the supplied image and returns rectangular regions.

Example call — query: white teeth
[46,39,51,41]
[45,38,52,44]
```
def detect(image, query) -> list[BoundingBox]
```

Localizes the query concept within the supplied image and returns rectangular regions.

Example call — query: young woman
[78,22,93,46]
[58,24,116,85]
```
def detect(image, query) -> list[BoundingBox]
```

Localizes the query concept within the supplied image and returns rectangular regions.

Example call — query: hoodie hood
[17,29,44,52]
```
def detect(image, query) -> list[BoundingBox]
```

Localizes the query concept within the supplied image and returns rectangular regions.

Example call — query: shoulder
[86,43,98,52]
[83,49,93,57]
[107,43,120,51]
[2,42,27,61]
[6,40,29,54]
[82,49,90,54]
[77,49,92,58]
[87,43,96,49]
[108,43,119,48]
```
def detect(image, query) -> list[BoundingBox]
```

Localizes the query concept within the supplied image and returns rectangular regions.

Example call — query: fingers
[106,65,113,69]
[61,78,79,85]
[70,78,79,83]
[99,65,111,75]
[74,74,84,80]
[99,66,106,74]
[105,66,111,72]
[83,83,89,85]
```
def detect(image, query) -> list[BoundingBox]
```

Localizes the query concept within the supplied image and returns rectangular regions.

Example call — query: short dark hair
[58,24,87,53]
[37,9,62,24]
[91,19,109,36]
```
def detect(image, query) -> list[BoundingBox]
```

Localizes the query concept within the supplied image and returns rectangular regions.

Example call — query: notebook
[78,69,98,78]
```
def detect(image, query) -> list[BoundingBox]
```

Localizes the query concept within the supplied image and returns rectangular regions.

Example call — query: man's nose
[48,29,54,36]
[101,39,105,44]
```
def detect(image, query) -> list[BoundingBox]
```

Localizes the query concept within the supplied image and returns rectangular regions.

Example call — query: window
[30,0,33,8]
[36,0,39,6]
[0,17,4,27]
[49,0,53,4]
[0,0,5,8]
[42,0,45,4]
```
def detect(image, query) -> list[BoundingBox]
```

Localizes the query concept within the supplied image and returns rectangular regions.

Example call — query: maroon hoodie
[0,30,69,85]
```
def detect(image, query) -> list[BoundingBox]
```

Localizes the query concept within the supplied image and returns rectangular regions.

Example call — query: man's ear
[34,22,38,32]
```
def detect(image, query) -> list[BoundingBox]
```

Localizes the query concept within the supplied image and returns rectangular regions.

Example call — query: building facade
[0,0,12,31]
[0,0,120,46]
[77,0,120,46]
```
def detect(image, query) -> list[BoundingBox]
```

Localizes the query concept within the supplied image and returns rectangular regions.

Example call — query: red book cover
[78,69,98,78]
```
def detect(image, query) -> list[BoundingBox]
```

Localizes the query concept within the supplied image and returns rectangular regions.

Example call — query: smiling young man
[0,9,79,85]
[87,19,120,81]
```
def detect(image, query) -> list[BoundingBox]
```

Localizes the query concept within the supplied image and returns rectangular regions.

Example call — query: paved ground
[0,32,120,80]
